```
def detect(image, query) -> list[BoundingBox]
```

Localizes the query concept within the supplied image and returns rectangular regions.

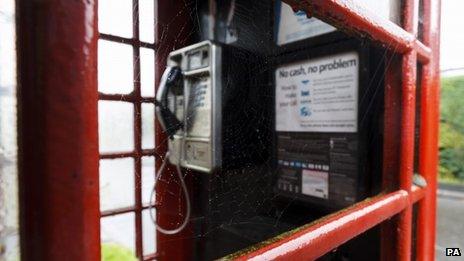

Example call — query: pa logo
[446,248,462,256]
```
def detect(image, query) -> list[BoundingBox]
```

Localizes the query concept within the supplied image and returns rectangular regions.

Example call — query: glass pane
[141,157,155,256]
[101,213,136,258]
[98,0,133,37]
[99,158,134,211]
[142,209,156,255]
[140,47,155,97]
[142,103,155,149]
[142,156,155,205]
[0,1,19,260]
[98,40,133,94]
[99,101,134,153]
[139,0,155,43]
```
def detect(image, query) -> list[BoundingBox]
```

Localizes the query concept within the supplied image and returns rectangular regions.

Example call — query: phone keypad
[192,84,207,108]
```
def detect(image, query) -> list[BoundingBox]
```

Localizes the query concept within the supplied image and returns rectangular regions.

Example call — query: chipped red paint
[17,0,100,260]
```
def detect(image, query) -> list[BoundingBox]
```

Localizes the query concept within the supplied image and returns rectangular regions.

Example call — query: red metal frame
[17,0,100,260]
[380,51,402,261]
[417,0,441,259]
[155,0,440,260]
[97,0,158,260]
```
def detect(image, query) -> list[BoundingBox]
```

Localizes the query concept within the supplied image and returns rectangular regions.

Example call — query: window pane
[99,0,133,37]
[101,213,136,257]
[141,157,155,255]
[142,209,156,255]
[99,158,134,211]
[139,0,155,43]
[140,47,155,97]
[98,40,133,94]
[99,101,134,153]
[142,103,155,149]
[142,156,155,205]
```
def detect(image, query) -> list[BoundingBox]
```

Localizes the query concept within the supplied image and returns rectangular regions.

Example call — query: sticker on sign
[301,169,329,199]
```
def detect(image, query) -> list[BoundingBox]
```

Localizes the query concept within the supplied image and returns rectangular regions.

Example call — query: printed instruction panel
[275,52,359,133]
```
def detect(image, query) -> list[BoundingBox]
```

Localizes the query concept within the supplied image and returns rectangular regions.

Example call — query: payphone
[154,39,270,239]
[155,40,267,173]
[154,40,268,235]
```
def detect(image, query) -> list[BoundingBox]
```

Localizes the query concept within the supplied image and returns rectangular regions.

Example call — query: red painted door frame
[17,0,100,260]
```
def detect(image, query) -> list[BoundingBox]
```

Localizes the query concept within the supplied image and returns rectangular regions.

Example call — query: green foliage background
[101,243,137,261]
[439,76,464,184]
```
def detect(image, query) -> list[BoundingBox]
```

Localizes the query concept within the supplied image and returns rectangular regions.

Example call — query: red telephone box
[16,0,441,260]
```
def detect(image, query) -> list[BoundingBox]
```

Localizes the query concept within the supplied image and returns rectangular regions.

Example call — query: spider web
[151,0,400,260]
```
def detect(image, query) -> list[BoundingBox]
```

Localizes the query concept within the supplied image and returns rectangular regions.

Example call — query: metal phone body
[166,41,222,173]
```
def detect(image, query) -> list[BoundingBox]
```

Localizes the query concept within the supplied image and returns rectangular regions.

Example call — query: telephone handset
[156,41,222,173]
[155,66,184,139]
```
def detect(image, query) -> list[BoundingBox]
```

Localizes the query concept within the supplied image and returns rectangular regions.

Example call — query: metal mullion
[143,252,159,260]
[99,92,136,102]
[99,149,158,160]
[132,0,144,259]
[415,40,432,63]
[100,32,156,49]
[380,52,402,261]
[101,204,155,218]
[397,50,417,261]
[397,0,420,260]
[416,0,440,259]
[99,93,154,103]
[141,97,156,103]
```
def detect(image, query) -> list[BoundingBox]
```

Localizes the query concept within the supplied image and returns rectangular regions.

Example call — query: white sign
[302,169,329,199]
[275,1,336,45]
[275,52,359,133]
